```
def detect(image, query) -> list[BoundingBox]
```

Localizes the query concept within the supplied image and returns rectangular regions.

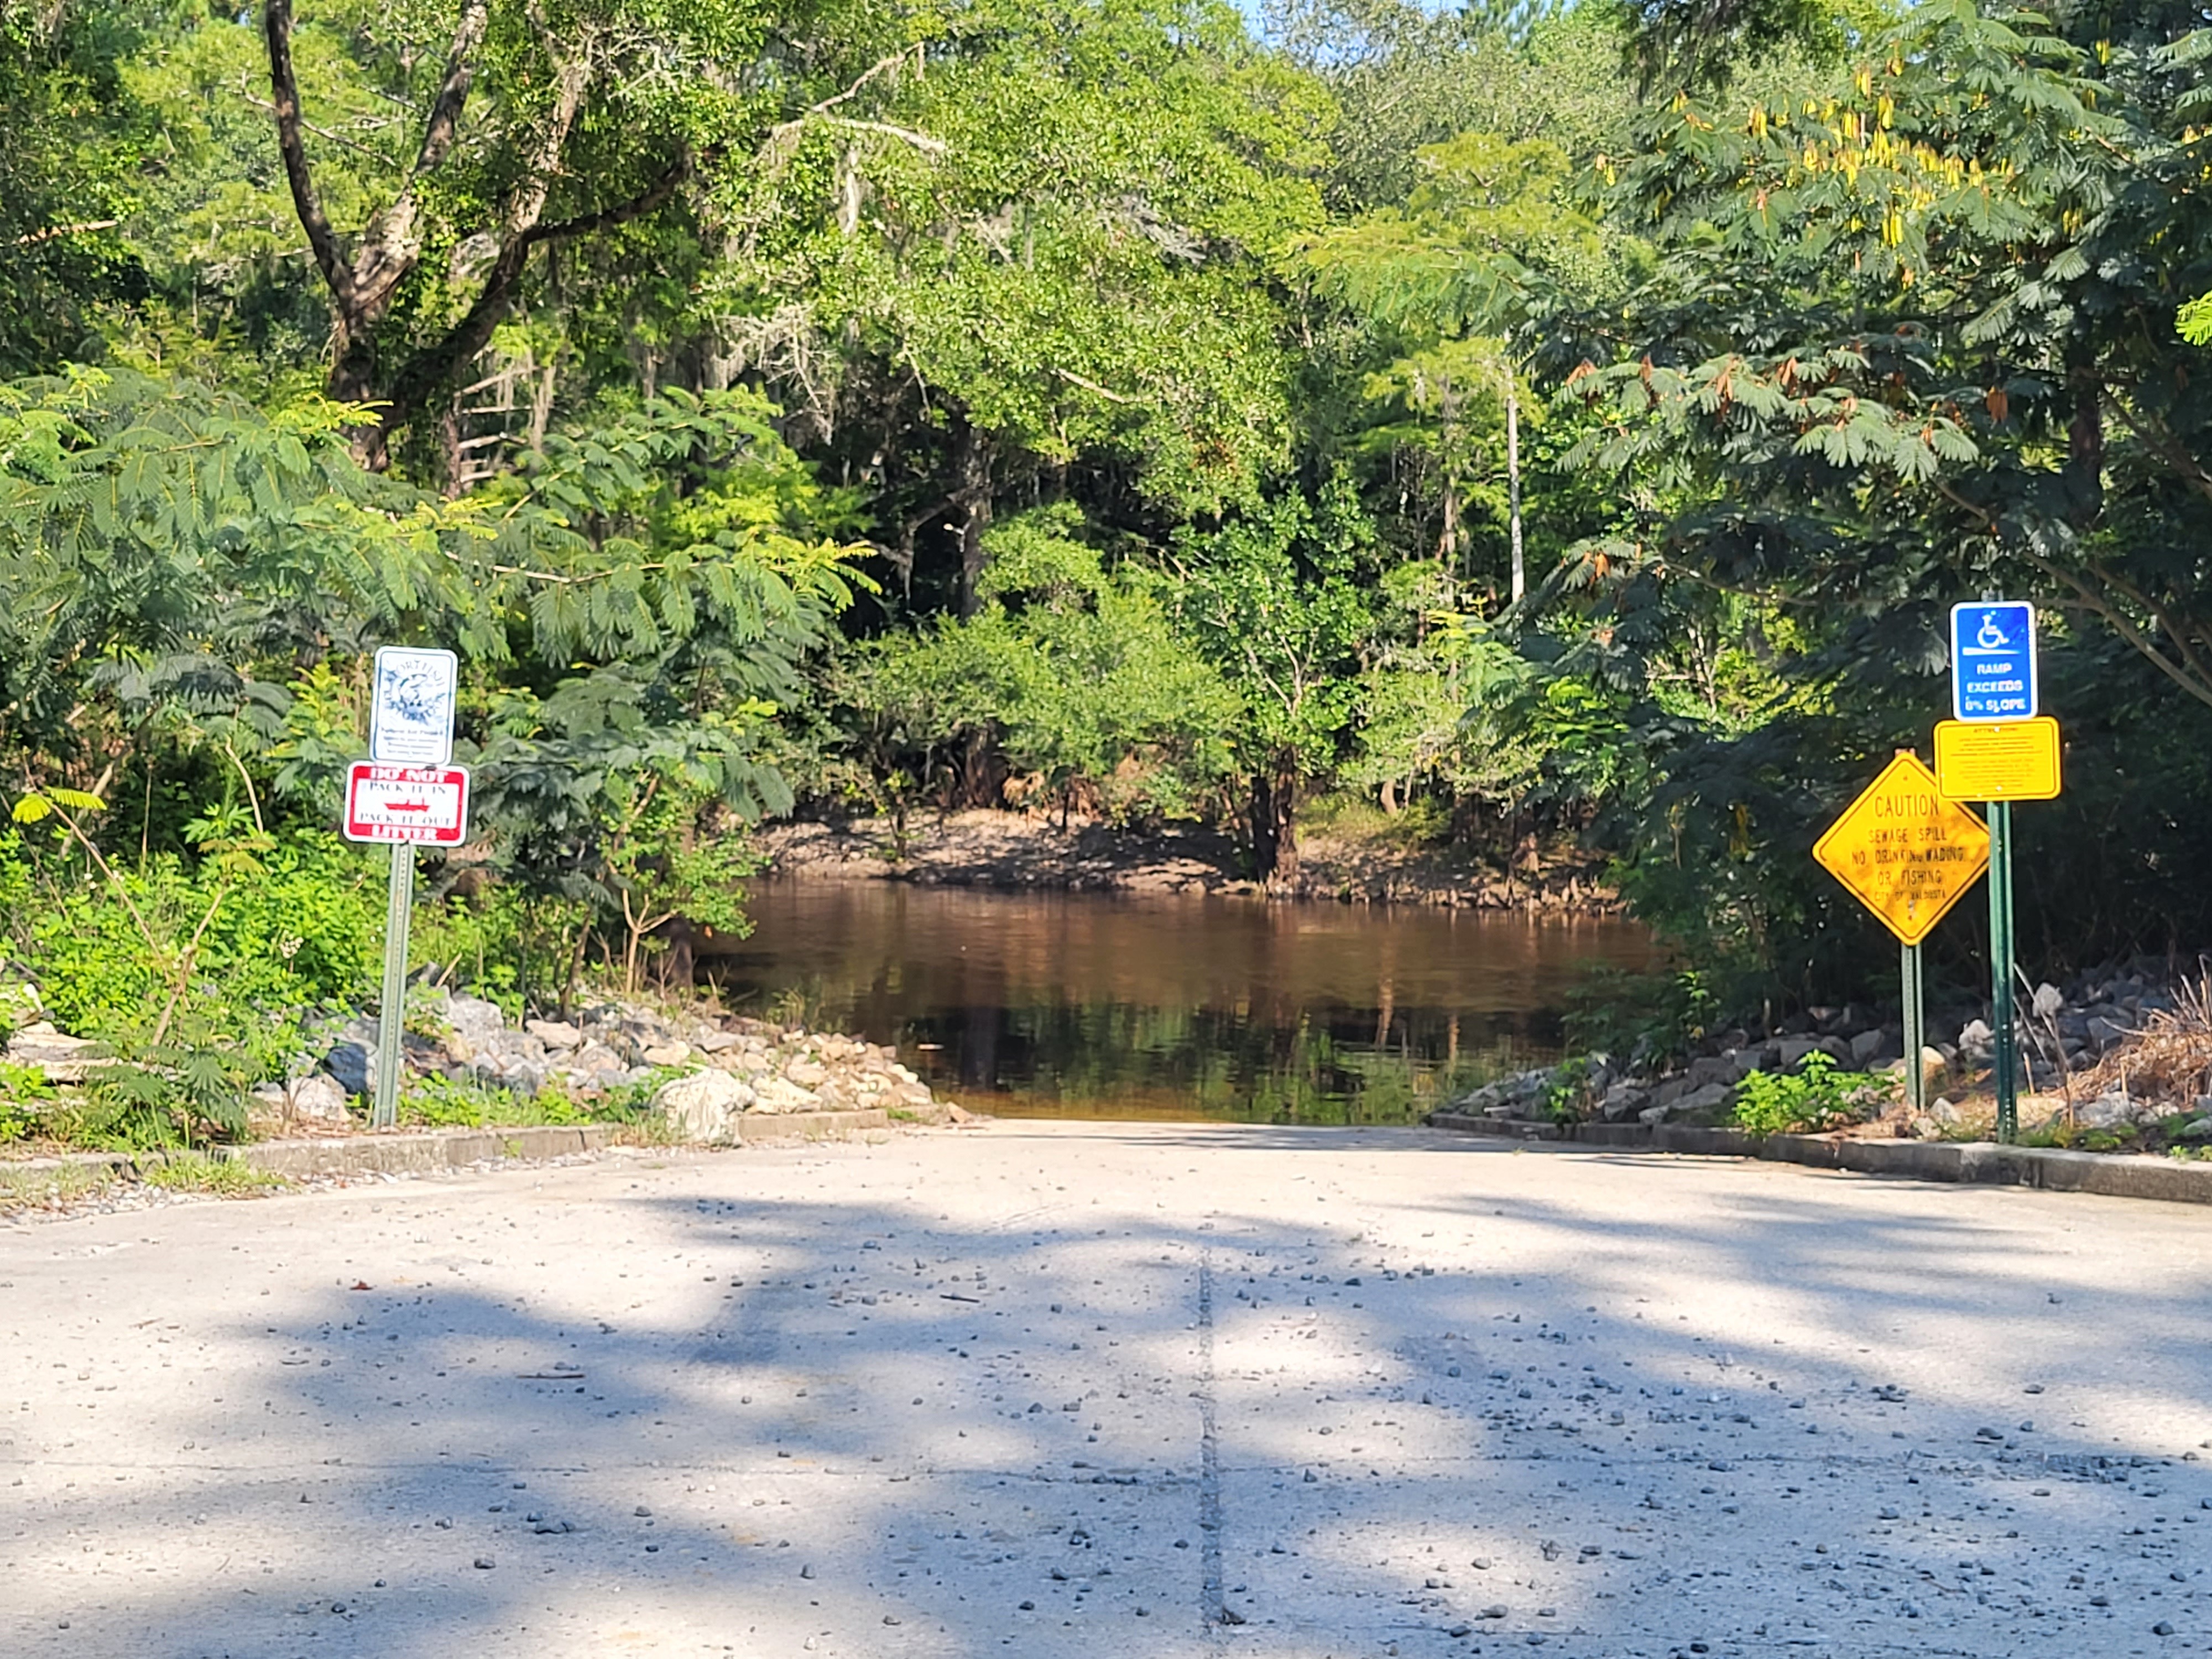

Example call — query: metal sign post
[1943,603,2043,1145]
[1901,941,1926,1118]
[374,845,415,1129]
[344,651,463,1130]
[342,763,471,1126]
[1986,801,2018,1141]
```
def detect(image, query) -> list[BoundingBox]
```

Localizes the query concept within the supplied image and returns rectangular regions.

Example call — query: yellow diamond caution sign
[1933,716,2061,802]
[1813,752,1990,945]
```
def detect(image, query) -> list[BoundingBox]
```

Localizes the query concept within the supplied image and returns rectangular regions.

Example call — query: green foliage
[398,1068,679,1130]
[139,1155,288,1196]
[844,510,1241,823]
[0,1062,54,1141]
[1542,1054,1601,1124]
[2182,295,2212,347]
[1564,967,1718,1070]
[1731,1051,1888,1136]
[0,0,2206,1053]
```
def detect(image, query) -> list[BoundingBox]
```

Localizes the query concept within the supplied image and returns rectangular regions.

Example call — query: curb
[1428,1114,2212,1206]
[730,1108,890,1144]
[1,1110,893,1186]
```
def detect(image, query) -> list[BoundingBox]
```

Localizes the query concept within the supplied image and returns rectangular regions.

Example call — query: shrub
[1732,1052,1891,1136]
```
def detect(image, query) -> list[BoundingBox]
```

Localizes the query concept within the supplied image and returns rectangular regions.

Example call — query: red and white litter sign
[342,761,471,846]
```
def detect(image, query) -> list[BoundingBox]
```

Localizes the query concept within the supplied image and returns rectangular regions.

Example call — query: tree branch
[263,0,354,310]
[1053,366,1140,405]
[8,218,119,249]
[413,0,489,179]
[2102,385,2212,507]
[2020,547,2212,711]
[383,153,692,422]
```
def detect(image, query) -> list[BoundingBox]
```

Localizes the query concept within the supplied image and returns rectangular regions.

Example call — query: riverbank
[757,808,1620,912]
[0,987,971,1202]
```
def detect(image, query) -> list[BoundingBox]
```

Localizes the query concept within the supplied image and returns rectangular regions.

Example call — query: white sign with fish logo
[369,645,457,766]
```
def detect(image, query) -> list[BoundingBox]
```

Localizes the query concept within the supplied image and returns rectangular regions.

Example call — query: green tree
[1171,476,1375,881]
[842,509,1239,823]
[747,0,1331,612]
[1307,131,1609,602]
[0,3,148,372]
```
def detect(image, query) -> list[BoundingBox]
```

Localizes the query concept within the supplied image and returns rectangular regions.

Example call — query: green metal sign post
[372,843,415,1130]
[1901,941,1926,1118]
[1986,800,2018,1142]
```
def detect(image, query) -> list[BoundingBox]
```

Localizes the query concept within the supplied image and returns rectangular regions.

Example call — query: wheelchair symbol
[1974,613,2010,651]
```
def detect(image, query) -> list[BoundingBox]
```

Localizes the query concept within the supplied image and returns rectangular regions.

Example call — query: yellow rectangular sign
[1933,717,2061,802]
[1813,752,1991,946]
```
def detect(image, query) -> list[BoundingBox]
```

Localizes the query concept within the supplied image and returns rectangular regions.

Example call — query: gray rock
[2076,1094,2140,1130]
[3,1021,100,1083]
[1673,1082,1734,1118]
[1928,1098,1961,1125]
[749,1075,818,1115]
[640,1041,692,1068]
[1775,1037,1824,1070]
[289,1073,353,1122]
[2174,1117,2212,1142]
[2085,1014,2132,1051]
[525,1019,582,1051]
[654,1069,755,1144]
[1599,1081,1651,1122]
[1957,1020,1994,1062]
[569,1041,627,1077]
[322,1042,371,1099]
[446,995,507,1042]
[697,1030,740,1054]
[1849,1029,1898,1068]
[1685,1053,1749,1089]
[2030,982,2064,1021]
[494,1030,549,1064]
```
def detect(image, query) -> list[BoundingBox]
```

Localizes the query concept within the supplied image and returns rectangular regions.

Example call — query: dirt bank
[758,809,1620,913]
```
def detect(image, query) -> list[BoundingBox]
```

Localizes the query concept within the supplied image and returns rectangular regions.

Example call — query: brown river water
[697,882,1656,1124]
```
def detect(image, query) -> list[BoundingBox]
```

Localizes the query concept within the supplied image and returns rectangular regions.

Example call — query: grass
[1296,790,1451,852]
[0,1161,121,1211]
[140,1155,289,1196]
[395,1068,684,1131]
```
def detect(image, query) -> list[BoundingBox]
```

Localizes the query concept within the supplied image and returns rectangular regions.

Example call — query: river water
[698,881,1656,1123]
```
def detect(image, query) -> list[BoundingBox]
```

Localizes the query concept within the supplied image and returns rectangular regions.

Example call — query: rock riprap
[1442,951,2212,1143]
[4,982,949,1140]
[300,990,946,1135]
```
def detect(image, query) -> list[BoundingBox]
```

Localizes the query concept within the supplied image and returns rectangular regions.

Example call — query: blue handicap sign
[1950,601,2038,721]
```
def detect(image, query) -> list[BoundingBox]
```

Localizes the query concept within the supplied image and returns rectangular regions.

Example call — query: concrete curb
[1,1109,893,1186]
[1429,1113,2212,1205]
[1424,1112,1562,1141]
[732,1108,890,1144]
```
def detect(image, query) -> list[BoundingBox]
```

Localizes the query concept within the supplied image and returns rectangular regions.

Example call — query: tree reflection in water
[703,881,1656,1123]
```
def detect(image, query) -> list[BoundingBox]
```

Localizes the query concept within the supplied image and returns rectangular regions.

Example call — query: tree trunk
[1505,379,1525,603]
[262,0,687,471]
[1249,754,1300,887]
[2064,353,2104,528]
[953,418,994,617]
